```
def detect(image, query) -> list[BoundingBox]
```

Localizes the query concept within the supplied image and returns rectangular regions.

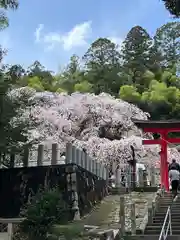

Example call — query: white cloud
[35,24,44,43]
[34,21,92,51]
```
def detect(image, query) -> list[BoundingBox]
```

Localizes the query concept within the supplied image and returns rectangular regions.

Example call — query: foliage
[83,38,122,95]
[162,0,180,17]
[1,2,180,168]
[20,187,69,240]
[120,26,153,92]
[74,80,92,93]
[154,22,180,68]
[0,0,18,30]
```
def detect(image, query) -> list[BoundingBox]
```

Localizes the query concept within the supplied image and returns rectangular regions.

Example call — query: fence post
[125,166,131,189]
[84,152,88,170]
[152,200,156,217]
[76,148,81,166]
[148,207,153,224]
[115,167,121,188]
[22,146,29,167]
[130,201,136,235]
[151,166,156,186]
[119,196,125,237]
[138,168,144,187]
[66,143,72,164]
[72,145,77,164]
[88,156,92,172]
[99,164,103,179]
[9,154,15,168]
[96,162,100,177]
[51,143,59,165]
[92,160,96,175]
[37,144,44,166]
[71,171,80,220]
[112,161,116,175]
[7,223,13,240]
[81,150,85,168]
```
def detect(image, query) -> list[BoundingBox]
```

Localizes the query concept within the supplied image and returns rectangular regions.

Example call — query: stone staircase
[125,193,180,240]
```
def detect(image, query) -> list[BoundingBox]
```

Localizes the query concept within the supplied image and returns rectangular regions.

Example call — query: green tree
[120,26,152,92]
[4,64,26,86]
[0,0,37,167]
[162,0,180,17]
[0,0,18,31]
[28,76,45,91]
[57,55,83,94]
[27,61,55,91]
[83,38,121,95]
[119,85,141,104]
[154,22,180,69]
[141,80,179,120]
[0,73,33,166]
[74,80,92,93]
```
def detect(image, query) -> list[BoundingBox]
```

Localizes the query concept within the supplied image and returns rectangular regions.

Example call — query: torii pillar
[132,119,180,192]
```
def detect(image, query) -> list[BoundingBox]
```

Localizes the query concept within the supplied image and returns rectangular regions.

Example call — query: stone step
[155,212,180,217]
[146,225,180,230]
[153,217,180,222]
[144,230,180,235]
[155,213,180,217]
[156,208,180,211]
[155,208,180,216]
[159,203,180,206]
[123,236,180,240]
[153,219,180,224]
[150,222,180,226]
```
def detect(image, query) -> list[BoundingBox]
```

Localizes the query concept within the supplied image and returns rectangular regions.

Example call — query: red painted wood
[143,138,180,144]
[165,138,180,144]
[144,128,180,133]
[161,133,169,191]
[138,122,180,191]
[143,139,161,145]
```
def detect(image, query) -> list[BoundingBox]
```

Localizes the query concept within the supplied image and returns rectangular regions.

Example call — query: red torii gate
[132,119,180,192]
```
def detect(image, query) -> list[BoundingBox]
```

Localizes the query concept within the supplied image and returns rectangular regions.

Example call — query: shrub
[19,186,69,240]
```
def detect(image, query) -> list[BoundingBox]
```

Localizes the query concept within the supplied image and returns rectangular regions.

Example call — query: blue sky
[0,0,177,72]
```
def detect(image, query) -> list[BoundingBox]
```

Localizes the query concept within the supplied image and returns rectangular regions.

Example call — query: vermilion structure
[132,119,180,191]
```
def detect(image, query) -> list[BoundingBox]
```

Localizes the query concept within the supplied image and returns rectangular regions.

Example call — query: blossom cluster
[10,87,180,168]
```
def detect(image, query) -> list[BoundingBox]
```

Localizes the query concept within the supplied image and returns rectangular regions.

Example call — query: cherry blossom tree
[9,87,180,168]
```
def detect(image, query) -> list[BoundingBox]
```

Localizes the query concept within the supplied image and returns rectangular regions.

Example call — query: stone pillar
[65,165,80,220]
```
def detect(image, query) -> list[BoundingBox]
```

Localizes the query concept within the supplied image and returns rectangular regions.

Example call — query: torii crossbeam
[132,119,180,191]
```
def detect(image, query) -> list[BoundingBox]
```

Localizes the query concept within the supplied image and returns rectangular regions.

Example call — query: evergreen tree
[162,0,180,17]
[83,38,122,95]
[120,26,152,92]
[154,22,180,69]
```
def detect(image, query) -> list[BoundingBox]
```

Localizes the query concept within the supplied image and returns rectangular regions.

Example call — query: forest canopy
[1,0,180,167]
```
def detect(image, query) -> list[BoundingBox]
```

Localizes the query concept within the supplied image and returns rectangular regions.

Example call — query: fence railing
[0,142,159,187]
[66,143,108,180]
[0,217,25,240]
[158,206,172,240]
[111,165,158,190]
[0,143,109,180]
